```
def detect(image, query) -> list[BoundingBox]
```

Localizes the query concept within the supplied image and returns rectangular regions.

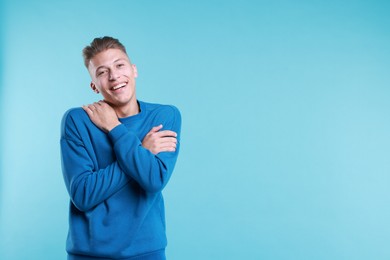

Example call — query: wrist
[106,121,121,133]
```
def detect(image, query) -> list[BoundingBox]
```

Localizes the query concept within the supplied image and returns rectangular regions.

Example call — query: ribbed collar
[118,100,145,125]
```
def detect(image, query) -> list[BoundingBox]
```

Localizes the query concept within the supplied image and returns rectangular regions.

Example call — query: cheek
[94,84,103,92]
[126,68,136,77]
[128,79,136,89]
[96,79,108,90]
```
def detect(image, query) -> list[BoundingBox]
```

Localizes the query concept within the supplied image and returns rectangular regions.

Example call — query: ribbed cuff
[108,124,128,143]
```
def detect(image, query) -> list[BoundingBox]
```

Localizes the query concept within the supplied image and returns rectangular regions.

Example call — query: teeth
[113,83,126,90]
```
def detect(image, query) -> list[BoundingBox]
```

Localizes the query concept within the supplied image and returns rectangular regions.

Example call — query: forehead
[89,48,130,70]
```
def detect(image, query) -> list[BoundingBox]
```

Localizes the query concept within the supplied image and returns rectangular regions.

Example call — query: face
[88,48,138,109]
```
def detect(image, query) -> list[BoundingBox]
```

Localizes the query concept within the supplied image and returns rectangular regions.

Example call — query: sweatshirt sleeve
[60,109,130,212]
[108,105,181,193]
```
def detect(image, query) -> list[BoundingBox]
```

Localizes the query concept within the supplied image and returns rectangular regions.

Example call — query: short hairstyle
[82,36,127,68]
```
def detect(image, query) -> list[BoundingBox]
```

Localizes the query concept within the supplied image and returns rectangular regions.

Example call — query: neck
[114,99,140,118]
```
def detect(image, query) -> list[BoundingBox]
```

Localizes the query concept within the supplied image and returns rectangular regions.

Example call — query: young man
[60,36,181,260]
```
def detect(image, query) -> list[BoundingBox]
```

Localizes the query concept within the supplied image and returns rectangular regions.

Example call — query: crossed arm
[82,101,177,154]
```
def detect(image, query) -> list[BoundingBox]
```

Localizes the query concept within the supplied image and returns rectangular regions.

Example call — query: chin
[114,99,134,107]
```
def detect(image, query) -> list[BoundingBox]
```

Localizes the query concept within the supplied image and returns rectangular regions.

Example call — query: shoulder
[139,101,182,131]
[140,101,181,120]
[61,107,91,139]
[61,107,89,126]
[62,107,87,119]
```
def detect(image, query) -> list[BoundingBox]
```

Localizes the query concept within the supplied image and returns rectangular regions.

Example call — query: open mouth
[111,82,127,91]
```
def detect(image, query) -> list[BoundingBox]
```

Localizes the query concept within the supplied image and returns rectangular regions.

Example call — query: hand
[82,101,121,133]
[142,125,178,155]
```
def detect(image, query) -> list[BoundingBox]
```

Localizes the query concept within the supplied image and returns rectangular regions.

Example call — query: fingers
[146,135,177,146]
[148,124,163,134]
[95,100,108,108]
[142,125,178,154]
[157,146,176,153]
[83,102,97,111]
[160,142,177,150]
[154,130,177,138]
[92,101,105,110]
[82,103,100,118]
[82,105,94,115]
[147,125,177,136]
[154,136,178,151]
[153,142,177,153]
[159,137,177,144]
[82,101,111,114]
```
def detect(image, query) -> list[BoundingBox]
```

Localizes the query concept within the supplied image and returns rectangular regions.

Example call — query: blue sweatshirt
[60,100,181,259]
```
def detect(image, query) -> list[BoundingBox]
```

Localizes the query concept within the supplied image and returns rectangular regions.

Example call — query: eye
[117,63,125,68]
[97,70,107,76]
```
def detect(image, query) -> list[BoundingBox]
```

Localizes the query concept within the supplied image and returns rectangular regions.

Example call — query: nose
[109,69,120,81]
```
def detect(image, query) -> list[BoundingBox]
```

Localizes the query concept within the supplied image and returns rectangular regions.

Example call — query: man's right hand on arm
[142,125,177,155]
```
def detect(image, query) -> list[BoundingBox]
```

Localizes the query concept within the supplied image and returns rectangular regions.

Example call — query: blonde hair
[82,36,127,68]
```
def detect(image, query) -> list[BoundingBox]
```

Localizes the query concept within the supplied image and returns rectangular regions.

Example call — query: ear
[132,64,138,78]
[90,82,100,94]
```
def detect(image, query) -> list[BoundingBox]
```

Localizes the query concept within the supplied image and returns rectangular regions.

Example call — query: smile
[112,82,127,90]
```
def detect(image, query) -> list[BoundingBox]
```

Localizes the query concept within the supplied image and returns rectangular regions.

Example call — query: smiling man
[60,36,181,260]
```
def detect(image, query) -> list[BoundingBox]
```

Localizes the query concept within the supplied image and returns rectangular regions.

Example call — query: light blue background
[1,1,390,259]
